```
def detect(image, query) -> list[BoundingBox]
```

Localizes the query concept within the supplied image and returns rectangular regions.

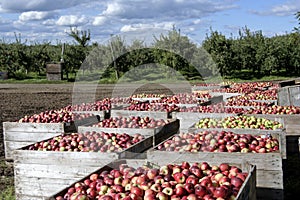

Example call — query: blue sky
[0,0,299,44]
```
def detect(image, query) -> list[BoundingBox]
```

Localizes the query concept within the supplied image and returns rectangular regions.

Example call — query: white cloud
[120,22,175,32]
[19,11,53,21]
[193,19,202,25]
[56,15,88,26]
[251,0,300,16]
[101,0,237,20]
[42,19,56,26]
[93,16,107,26]
[0,0,92,12]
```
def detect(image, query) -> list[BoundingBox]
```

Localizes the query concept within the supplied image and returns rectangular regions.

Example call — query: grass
[0,186,15,200]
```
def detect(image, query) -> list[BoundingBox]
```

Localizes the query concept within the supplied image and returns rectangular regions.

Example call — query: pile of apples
[110,97,132,104]
[212,87,253,94]
[157,130,279,153]
[27,131,145,152]
[225,98,270,107]
[179,103,245,114]
[245,90,277,100]
[124,102,180,112]
[93,116,170,129]
[55,161,248,200]
[71,99,112,111]
[246,105,300,115]
[194,115,283,130]
[131,93,167,98]
[18,108,95,123]
[231,82,274,89]
[152,93,207,104]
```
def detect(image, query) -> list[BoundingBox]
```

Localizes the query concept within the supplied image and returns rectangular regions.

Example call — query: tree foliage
[1,24,300,81]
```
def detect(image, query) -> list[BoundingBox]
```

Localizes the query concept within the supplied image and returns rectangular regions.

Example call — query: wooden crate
[3,116,99,160]
[78,118,179,149]
[245,114,300,153]
[49,159,256,200]
[147,129,286,191]
[13,130,155,200]
[172,112,238,130]
[188,115,285,134]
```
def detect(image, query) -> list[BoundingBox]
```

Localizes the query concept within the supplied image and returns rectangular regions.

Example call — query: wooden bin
[78,118,179,149]
[13,130,155,200]
[172,112,238,130]
[3,116,99,160]
[245,113,300,154]
[147,129,285,200]
[49,159,256,200]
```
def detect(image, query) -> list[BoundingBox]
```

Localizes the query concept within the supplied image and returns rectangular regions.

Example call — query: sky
[0,0,299,45]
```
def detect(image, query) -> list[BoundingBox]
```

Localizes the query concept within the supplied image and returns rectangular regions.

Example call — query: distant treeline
[0,27,300,81]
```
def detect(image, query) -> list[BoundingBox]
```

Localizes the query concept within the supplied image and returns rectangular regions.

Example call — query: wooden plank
[15,194,50,200]
[4,131,61,142]
[147,150,282,171]
[5,141,40,160]
[14,163,108,179]
[110,110,169,119]
[236,165,257,200]
[15,178,75,198]
[77,126,154,136]
[3,122,64,132]
[256,170,283,189]
[13,150,119,165]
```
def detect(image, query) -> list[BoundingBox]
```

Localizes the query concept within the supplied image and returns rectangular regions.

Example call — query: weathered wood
[3,122,64,132]
[236,165,257,200]
[147,150,282,171]
[3,122,64,160]
[110,110,169,119]
[3,116,100,160]
[4,131,61,142]
[278,85,300,106]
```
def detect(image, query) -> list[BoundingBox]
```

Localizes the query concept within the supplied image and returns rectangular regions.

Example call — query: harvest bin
[78,118,179,148]
[3,115,99,160]
[172,112,238,130]
[49,159,256,200]
[245,113,300,154]
[12,120,179,200]
[13,134,151,199]
[147,129,286,200]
